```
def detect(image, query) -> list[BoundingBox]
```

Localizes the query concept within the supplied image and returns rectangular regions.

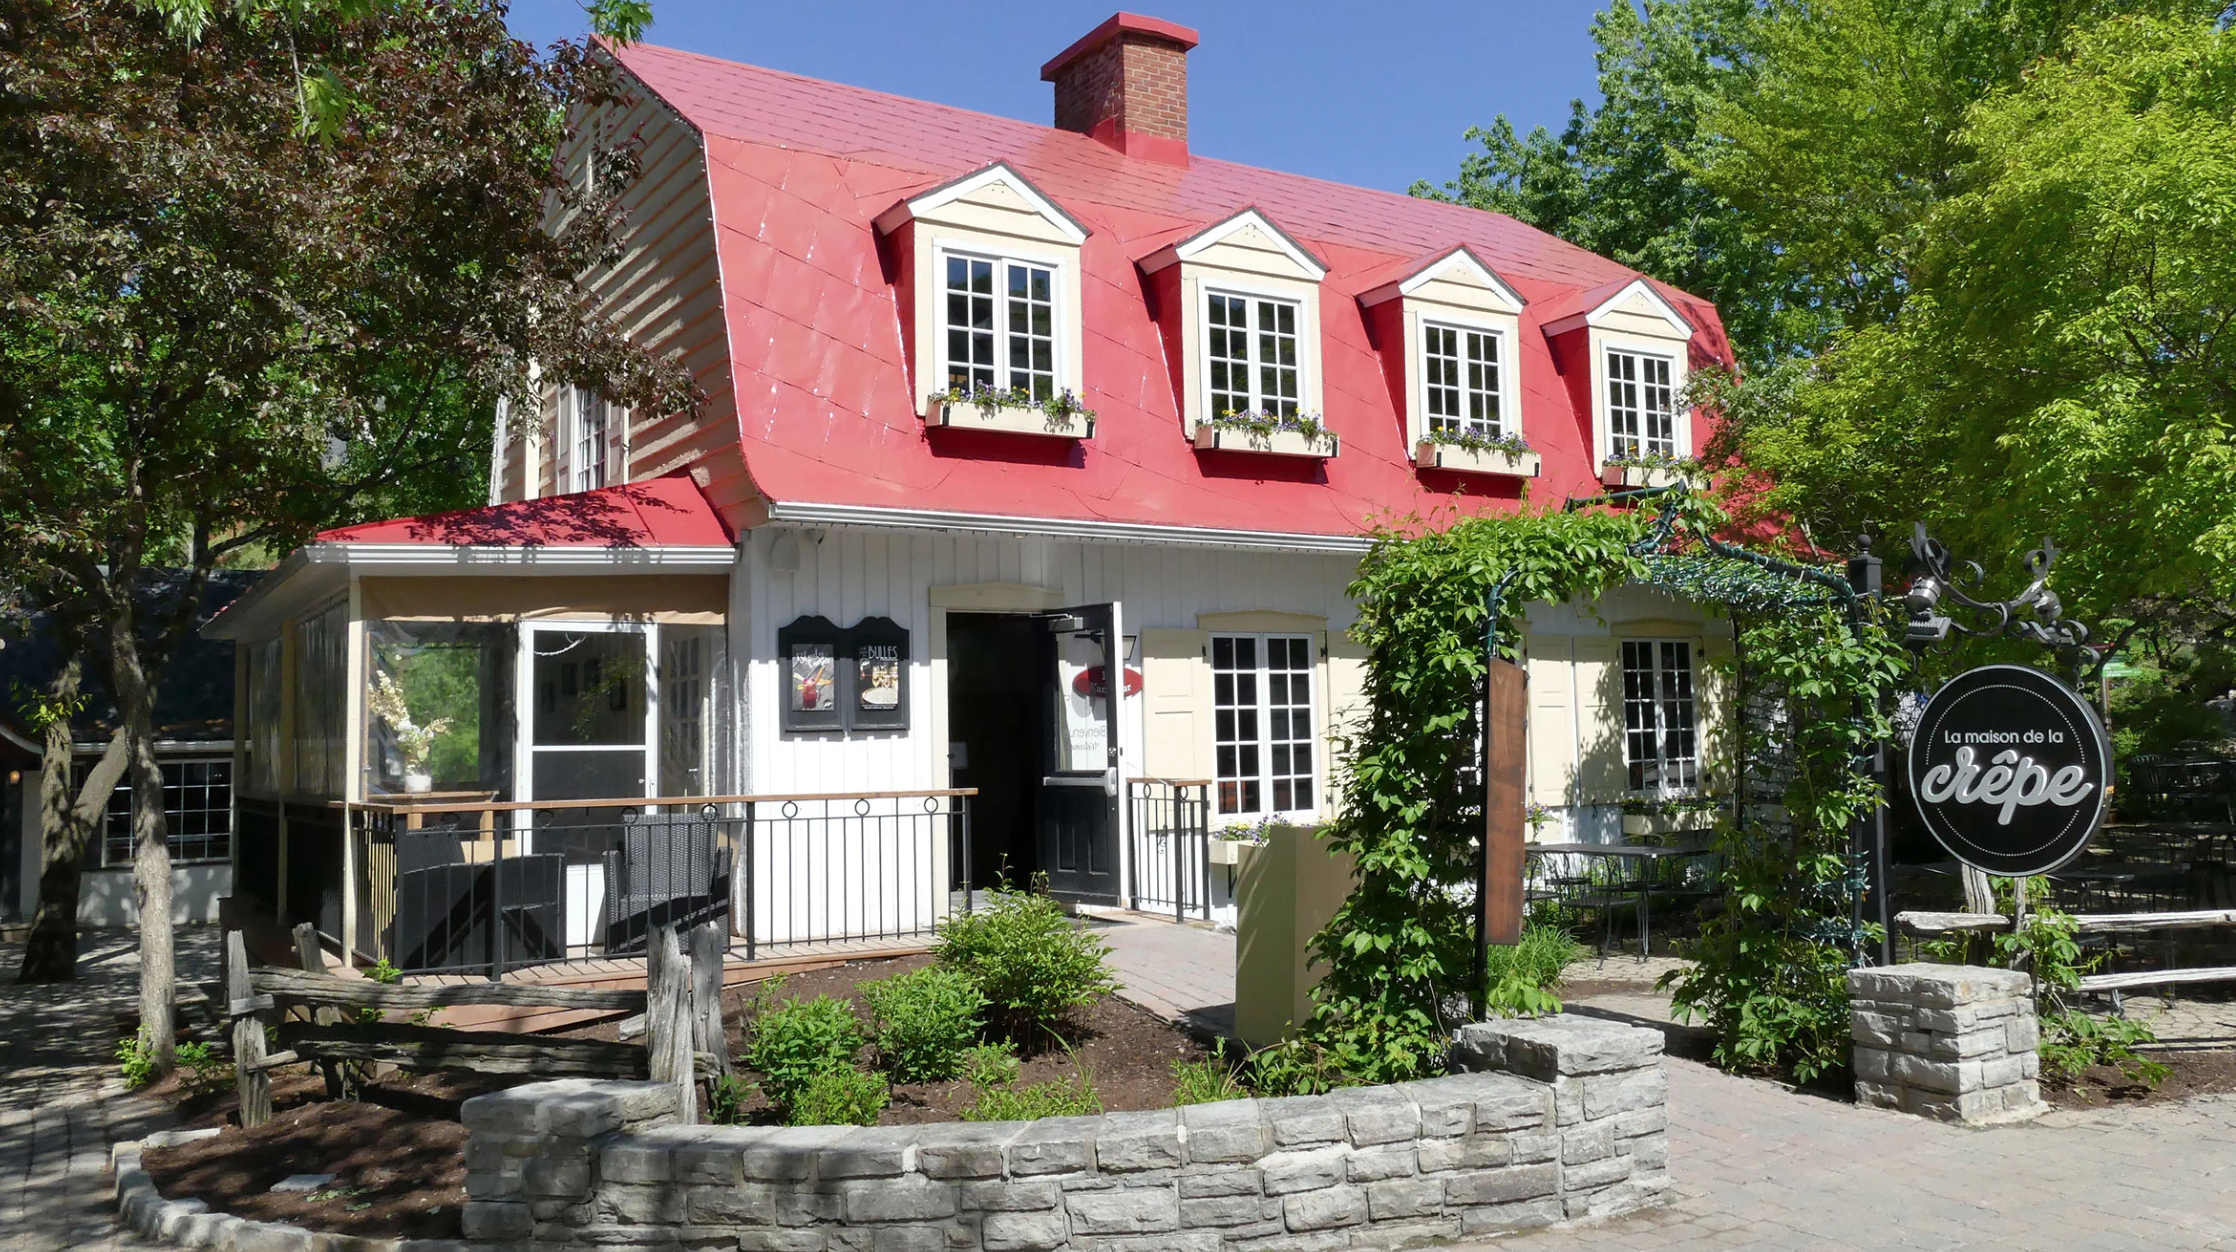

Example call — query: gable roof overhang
[1137,207,1329,280]
[1355,244,1528,312]
[871,160,1091,245]
[1537,276,1695,338]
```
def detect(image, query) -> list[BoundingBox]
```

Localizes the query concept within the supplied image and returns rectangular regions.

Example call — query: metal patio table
[1528,842,1692,956]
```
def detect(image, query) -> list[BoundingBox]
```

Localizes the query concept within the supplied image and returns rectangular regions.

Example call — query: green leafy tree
[0,2,695,1067]
[1731,14,2236,627]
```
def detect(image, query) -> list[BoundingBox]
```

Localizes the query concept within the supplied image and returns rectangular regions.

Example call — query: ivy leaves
[1297,506,1653,1084]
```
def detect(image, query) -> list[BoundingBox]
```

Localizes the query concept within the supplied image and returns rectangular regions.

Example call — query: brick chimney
[1041,13,1199,166]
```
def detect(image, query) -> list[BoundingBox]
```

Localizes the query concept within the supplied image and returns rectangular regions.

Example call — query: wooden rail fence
[226,921,731,1128]
[1894,908,2236,995]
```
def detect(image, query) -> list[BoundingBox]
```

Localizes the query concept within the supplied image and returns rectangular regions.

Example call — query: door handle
[1041,775,1107,787]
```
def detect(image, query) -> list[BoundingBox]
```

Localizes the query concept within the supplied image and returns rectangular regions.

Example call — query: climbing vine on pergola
[1284,489,1911,1087]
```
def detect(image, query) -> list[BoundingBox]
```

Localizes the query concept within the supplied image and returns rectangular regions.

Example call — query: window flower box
[924,388,1095,439]
[1414,439,1540,478]
[1602,458,1697,489]
[1192,416,1338,459]
[1207,838,1246,867]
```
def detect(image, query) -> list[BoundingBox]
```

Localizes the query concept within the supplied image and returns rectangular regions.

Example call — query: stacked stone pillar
[1847,963,2045,1124]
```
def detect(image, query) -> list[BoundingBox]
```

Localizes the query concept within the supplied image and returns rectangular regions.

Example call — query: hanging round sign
[1907,663,2111,877]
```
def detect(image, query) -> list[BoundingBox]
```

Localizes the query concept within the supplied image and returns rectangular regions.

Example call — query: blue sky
[504,1,1612,196]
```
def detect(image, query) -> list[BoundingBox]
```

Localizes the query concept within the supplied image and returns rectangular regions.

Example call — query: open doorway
[947,613,1044,889]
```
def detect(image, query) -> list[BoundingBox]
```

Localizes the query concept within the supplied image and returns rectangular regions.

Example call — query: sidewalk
[0,929,219,1252]
[1099,916,2236,1250]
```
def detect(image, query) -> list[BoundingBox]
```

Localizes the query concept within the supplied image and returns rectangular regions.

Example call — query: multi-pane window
[943,253,1056,401]
[77,759,234,867]
[1605,349,1675,459]
[1212,634,1316,817]
[1205,292,1301,417]
[1621,641,1697,794]
[570,387,610,493]
[1424,323,1504,438]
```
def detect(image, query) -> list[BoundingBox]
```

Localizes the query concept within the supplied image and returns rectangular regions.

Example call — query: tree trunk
[106,611,176,1072]
[15,658,129,985]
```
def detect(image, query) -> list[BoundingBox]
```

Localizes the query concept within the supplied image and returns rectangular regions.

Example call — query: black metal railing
[347,789,973,977]
[1128,779,1212,922]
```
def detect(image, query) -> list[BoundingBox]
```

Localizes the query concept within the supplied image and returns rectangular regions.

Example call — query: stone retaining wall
[1848,962,2045,1124]
[460,1014,1668,1251]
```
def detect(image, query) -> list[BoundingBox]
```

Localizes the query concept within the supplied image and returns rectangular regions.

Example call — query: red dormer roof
[604,40,1738,544]
[319,472,733,548]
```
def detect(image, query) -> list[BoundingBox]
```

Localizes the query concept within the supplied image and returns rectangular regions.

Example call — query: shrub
[785,1066,889,1127]
[2039,1011,2168,1087]
[957,1042,1021,1090]
[862,966,985,1083]
[1482,922,1581,1017]
[1242,1035,1352,1097]
[175,1041,229,1096]
[961,1073,1102,1121]
[743,994,863,1116]
[704,1073,754,1125]
[116,1031,159,1090]
[934,886,1118,1044]
[1169,1042,1246,1107]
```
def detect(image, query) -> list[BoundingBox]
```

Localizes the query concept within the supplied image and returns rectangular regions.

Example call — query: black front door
[1037,603,1121,903]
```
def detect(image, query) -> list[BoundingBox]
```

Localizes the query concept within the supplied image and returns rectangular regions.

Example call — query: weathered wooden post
[688,921,732,1080]
[645,925,697,1124]
[227,930,273,1128]
[292,923,354,1100]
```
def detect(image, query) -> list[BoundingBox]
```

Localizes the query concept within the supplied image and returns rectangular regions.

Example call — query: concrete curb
[112,1138,470,1252]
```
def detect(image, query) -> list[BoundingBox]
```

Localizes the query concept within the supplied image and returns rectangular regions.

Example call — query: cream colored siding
[502,65,744,506]
[1526,634,1578,812]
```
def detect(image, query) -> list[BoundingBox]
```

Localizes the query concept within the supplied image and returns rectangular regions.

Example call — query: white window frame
[515,619,659,809]
[1418,317,1512,442]
[935,245,1066,403]
[559,386,615,495]
[1199,285,1306,419]
[81,756,235,868]
[1209,632,1319,822]
[1602,346,1679,462]
[1620,638,1698,797]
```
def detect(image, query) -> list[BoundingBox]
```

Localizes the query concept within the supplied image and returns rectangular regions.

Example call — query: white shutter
[1322,629,1371,806]
[1525,634,1577,810]
[1573,635,1628,806]
[1140,629,1212,780]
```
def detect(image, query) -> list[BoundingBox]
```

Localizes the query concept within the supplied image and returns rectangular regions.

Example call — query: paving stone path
[0,928,221,1252]
[1101,917,2236,1251]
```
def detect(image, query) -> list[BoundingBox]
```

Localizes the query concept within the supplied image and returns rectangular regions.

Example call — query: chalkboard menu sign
[776,614,911,734]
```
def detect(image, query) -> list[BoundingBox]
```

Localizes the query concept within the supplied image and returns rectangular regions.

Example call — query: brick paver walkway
[1103,916,2236,1250]
[0,928,220,1252]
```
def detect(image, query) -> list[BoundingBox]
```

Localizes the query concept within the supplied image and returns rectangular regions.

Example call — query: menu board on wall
[847,617,910,732]
[776,614,909,734]
[776,616,845,733]
[789,645,836,713]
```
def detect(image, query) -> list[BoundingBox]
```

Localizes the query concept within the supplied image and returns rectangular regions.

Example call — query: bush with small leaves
[862,966,985,1083]
[958,1041,1021,1089]
[934,885,1118,1045]
[1169,1041,1247,1107]
[175,1041,229,1097]
[961,1072,1102,1121]
[743,994,863,1117]
[785,1066,889,1127]
[116,1031,159,1090]
[704,1073,754,1125]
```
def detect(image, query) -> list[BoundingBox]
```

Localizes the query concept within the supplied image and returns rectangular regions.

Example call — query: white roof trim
[1159,208,1328,281]
[874,162,1089,245]
[1397,249,1526,310]
[764,501,1373,554]
[1548,277,1693,337]
[204,541,737,640]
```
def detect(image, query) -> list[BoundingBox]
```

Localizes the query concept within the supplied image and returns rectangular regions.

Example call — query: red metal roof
[317,472,733,547]
[605,41,1738,541]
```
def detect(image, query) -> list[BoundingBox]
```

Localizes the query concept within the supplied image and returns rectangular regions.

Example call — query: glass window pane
[533,631,647,747]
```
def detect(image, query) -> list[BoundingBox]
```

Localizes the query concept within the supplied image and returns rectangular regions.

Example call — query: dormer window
[1140,209,1332,458]
[1605,347,1676,461]
[1422,322,1507,442]
[1206,290,1301,417]
[1358,246,1534,477]
[942,252,1058,401]
[875,162,1090,439]
[1540,276,1696,483]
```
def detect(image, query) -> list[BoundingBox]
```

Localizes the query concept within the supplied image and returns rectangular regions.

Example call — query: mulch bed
[2043,1047,2236,1108]
[136,954,1211,1239]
